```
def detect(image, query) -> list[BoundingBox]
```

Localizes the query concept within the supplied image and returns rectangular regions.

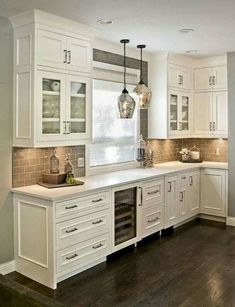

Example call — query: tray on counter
[37,181,85,189]
[180,160,203,163]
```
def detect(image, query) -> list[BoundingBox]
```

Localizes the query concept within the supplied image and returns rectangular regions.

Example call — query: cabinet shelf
[42,118,60,122]
[71,94,86,98]
[43,90,60,96]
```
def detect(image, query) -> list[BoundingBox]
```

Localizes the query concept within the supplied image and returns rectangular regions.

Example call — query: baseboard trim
[226,216,235,226]
[0,260,15,275]
[199,214,226,223]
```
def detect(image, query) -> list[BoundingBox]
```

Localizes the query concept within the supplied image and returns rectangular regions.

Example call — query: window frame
[86,61,140,176]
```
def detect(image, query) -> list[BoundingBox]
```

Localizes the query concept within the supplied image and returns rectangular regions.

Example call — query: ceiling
[1,0,235,56]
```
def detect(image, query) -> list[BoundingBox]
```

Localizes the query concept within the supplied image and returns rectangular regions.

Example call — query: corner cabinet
[11,10,94,147]
[200,169,227,217]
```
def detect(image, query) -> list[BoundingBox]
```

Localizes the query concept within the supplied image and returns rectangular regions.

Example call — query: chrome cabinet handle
[66,121,71,134]
[63,121,67,134]
[92,243,103,249]
[189,176,193,186]
[209,122,212,131]
[213,121,216,131]
[213,76,216,85]
[92,219,103,225]
[65,204,78,210]
[209,76,212,86]
[148,217,159,224]
[180,191,184,202]
[139,186,143,206]
[181,176,186,180]
[67,50,71,64]
[168,182,172,192]
[179,122,182,131]
[147,190,160,195]
[178,75,183,85]
[92,198,103,203]
[66,253,78,260]
[63,50,67,63]
[65,227,78,234]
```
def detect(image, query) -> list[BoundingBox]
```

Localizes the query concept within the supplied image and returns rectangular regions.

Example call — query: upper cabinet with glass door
[11,10,94,147]
[169,91,191,136]
[37,71,91,143]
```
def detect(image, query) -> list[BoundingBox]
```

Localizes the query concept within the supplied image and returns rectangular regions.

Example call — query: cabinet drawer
[178,173,189,186]
[56,191,110,219]
[142,204,164,238]
[56,233,110,273]
[143,179,164,206]
[56,209,111,249]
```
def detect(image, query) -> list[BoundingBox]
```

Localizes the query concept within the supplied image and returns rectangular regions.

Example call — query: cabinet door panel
[168,64,180,88]
[67,38,91,73]
[213,91,228,136]
[188,172,200,216]
[194,68,212,91]
[168,64,191,90]
[37,30,67,70]
[37,70,66,142]
[165,176,178,228]
[66,75,91,140]
[200,169,226,216]
[213,66,227,90]
[194,92,213,135]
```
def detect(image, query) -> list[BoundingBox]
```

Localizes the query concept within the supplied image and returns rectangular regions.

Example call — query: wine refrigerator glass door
[114,186,138,247]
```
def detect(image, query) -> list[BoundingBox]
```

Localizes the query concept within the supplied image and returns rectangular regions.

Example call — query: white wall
[0,18,13,264]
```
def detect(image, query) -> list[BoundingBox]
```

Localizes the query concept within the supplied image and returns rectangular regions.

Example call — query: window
[88,63,139,171]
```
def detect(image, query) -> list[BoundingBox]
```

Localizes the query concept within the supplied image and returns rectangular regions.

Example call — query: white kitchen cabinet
[194,91,227,137]
[11,10,94,147]
[165,176,178,228]
[194,66,227,91]
[200,169,227,217]
[168,63,191,90]
[169,90,191,136]
[37,29,92,74]
[188,172,200,216]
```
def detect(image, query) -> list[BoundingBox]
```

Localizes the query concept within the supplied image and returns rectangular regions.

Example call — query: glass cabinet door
[42,78,61,134]
[66,76,90,139]
[114,187,137,246]
[180,95,190,132]
[38,71,66,141]
[169,93,179,132]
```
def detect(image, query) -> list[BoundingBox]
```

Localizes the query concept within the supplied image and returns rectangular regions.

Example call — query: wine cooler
[113,184,141,250]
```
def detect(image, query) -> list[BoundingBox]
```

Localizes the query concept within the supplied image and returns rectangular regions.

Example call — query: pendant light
[117,39,136,119]
[134,45,152,109]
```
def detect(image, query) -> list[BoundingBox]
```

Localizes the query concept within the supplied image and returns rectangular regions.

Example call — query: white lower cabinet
[165,176,178,228]
[13,167,227,289]
[200,169,227,217]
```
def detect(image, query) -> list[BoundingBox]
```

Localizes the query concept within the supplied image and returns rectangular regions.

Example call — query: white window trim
[86,61,140,176]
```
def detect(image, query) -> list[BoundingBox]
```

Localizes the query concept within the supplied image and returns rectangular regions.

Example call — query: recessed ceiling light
[96,19,113,25]
[179,28,195,34]
[186,50,198,54]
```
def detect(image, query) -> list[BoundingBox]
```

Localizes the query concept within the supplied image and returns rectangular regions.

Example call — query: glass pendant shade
[134,45,152,109]
[118,88,136,119]
[118,39,136,119]
[134,80,152,109]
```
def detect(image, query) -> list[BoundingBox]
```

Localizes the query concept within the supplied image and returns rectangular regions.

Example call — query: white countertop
[12,161,228,201]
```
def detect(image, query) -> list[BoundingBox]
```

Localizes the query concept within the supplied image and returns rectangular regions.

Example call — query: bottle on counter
[64,153,74,177]
[50,149,59,174]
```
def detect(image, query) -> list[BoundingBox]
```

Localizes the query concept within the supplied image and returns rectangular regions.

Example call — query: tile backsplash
[13,146,85,187]
[150,138,228,164]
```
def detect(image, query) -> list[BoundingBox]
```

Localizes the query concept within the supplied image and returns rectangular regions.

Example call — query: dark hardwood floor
[7,219,235,307]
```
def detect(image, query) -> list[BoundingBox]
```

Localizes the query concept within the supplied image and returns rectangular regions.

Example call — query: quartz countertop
[12,161,228,201]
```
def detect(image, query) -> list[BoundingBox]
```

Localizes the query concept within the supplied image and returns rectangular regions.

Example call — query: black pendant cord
[124,41,127,90]
[137,44,146,84]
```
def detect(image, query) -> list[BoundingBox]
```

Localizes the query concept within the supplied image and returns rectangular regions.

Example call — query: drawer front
[178,173,189,186]
[56,191,110,219]
[143,179,164,206]
[56,209,111,249]
[142,204,164,237]
[56,233,110,273]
